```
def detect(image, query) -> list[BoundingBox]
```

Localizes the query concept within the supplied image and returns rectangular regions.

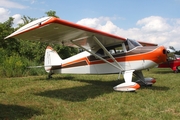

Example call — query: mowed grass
[0,68,180,120]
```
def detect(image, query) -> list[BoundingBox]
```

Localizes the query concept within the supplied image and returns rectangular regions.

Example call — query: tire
[177,66,180,71]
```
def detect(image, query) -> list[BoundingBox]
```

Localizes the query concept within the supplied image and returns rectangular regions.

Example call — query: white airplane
[5,17,170,92]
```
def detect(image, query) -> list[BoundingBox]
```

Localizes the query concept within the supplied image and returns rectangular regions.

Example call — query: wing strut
[92,36,124,71]
[71,39,122,71]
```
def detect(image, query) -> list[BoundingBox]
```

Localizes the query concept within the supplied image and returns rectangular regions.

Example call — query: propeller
[166,46,179,73]
[166,46,176,58]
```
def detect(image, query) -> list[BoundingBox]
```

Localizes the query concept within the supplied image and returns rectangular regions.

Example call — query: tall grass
[0,68,180,119]
[0,48,46,77]
[1,54,27,77]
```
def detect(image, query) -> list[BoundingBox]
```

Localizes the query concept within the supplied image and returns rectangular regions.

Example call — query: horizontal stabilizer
[27,65,61,69]
[27,66,44,68]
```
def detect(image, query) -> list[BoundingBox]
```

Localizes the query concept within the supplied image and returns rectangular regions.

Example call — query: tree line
[1,10,180,78]
[0,10,78,77]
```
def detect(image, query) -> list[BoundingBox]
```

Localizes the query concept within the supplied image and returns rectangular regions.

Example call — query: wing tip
[4,16,57,40]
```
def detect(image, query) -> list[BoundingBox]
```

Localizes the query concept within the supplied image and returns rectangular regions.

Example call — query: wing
[5,17,126,49]
[139,41,158,46]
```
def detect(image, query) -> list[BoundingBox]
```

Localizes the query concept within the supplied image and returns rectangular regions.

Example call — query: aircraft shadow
[35,76,169,102]
[0,104,42,120]
[140,85,170,91]
[35,75,75,81]
[151,69,174,74]
[35,79,118,102]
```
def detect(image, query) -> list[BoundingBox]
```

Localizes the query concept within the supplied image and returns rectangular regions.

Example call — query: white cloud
[175,19,180,25]
[77,18,101,28]
[77,17,124,34]
[77,17,111,29]
[0,7,23,27]
[30,0,36,4]
[0,0,27,9]
[77,16,180,50]
[0,8,10,22]
[22,0,43,4]
[0,1,27,26]
[12,14,23,27]
[136,16,171,32]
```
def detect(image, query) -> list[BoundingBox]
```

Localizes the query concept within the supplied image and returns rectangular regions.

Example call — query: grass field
[0,68,180,120]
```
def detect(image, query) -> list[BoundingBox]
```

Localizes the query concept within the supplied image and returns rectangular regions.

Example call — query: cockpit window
[95,38,142,56]
[127,38,142,50]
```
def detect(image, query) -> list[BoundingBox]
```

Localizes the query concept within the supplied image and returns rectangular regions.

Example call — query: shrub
[1,53,46,77]
[1,54,27,77]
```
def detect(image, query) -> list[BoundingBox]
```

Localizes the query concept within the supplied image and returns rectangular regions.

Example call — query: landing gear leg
[134,71,146,86]
[134,70,156,86]
[174,69,178,73]
[113,70,140,92]
[117,71,121,80]
[174,67,180,73]
[47,70,54,79]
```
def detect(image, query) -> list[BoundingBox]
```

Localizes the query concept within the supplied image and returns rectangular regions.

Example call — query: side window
[109,49,115,54]
[108,44,126,55]
[96,42,128,56]
[96,49,104,56]
[115,46,124,53]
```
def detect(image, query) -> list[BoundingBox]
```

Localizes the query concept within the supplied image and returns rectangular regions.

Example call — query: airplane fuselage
[50,46,167,74]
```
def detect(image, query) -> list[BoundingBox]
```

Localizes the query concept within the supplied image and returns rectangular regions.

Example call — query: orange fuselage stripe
[62,46,167,68]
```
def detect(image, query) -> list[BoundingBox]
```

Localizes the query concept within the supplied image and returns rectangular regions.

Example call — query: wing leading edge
[5,17,127,49]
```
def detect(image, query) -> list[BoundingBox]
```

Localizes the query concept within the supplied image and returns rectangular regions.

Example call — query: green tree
[45,10,59,18]
[0,17,19,55]
[17,10,78,64]
[18,15,36,28]
[17,15,48,64]
[0,10,79,77]
[44,10,78,59]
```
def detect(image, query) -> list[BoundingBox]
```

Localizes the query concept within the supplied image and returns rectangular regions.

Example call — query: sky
[1,0,180,49]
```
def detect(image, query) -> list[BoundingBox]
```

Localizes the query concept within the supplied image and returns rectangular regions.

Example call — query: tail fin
[44,46,62,72]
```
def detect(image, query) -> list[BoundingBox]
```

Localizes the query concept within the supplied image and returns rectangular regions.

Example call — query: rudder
[44,46,62,73]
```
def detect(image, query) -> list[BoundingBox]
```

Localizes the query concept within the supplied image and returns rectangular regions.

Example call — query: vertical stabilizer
[44,46,62,72]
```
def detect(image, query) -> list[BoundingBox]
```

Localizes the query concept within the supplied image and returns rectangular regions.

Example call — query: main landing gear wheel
[113,70,140,92]
[47,71,54,79]
[174,66,180,73]
[136,78,156,87]
[113,82,140,92]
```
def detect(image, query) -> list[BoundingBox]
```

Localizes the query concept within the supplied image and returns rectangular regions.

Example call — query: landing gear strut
[47,70,54,79]
[134,71,156,86]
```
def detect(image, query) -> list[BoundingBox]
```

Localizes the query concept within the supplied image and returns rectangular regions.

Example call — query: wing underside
[5,17,127,49]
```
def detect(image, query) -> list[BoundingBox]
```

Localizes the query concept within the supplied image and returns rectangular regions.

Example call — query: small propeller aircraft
[158,54,180,73]
[5,17,171,91]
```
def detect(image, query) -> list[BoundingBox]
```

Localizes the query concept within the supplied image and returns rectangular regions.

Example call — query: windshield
[175,54,180,59]
[127,38,142,50]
